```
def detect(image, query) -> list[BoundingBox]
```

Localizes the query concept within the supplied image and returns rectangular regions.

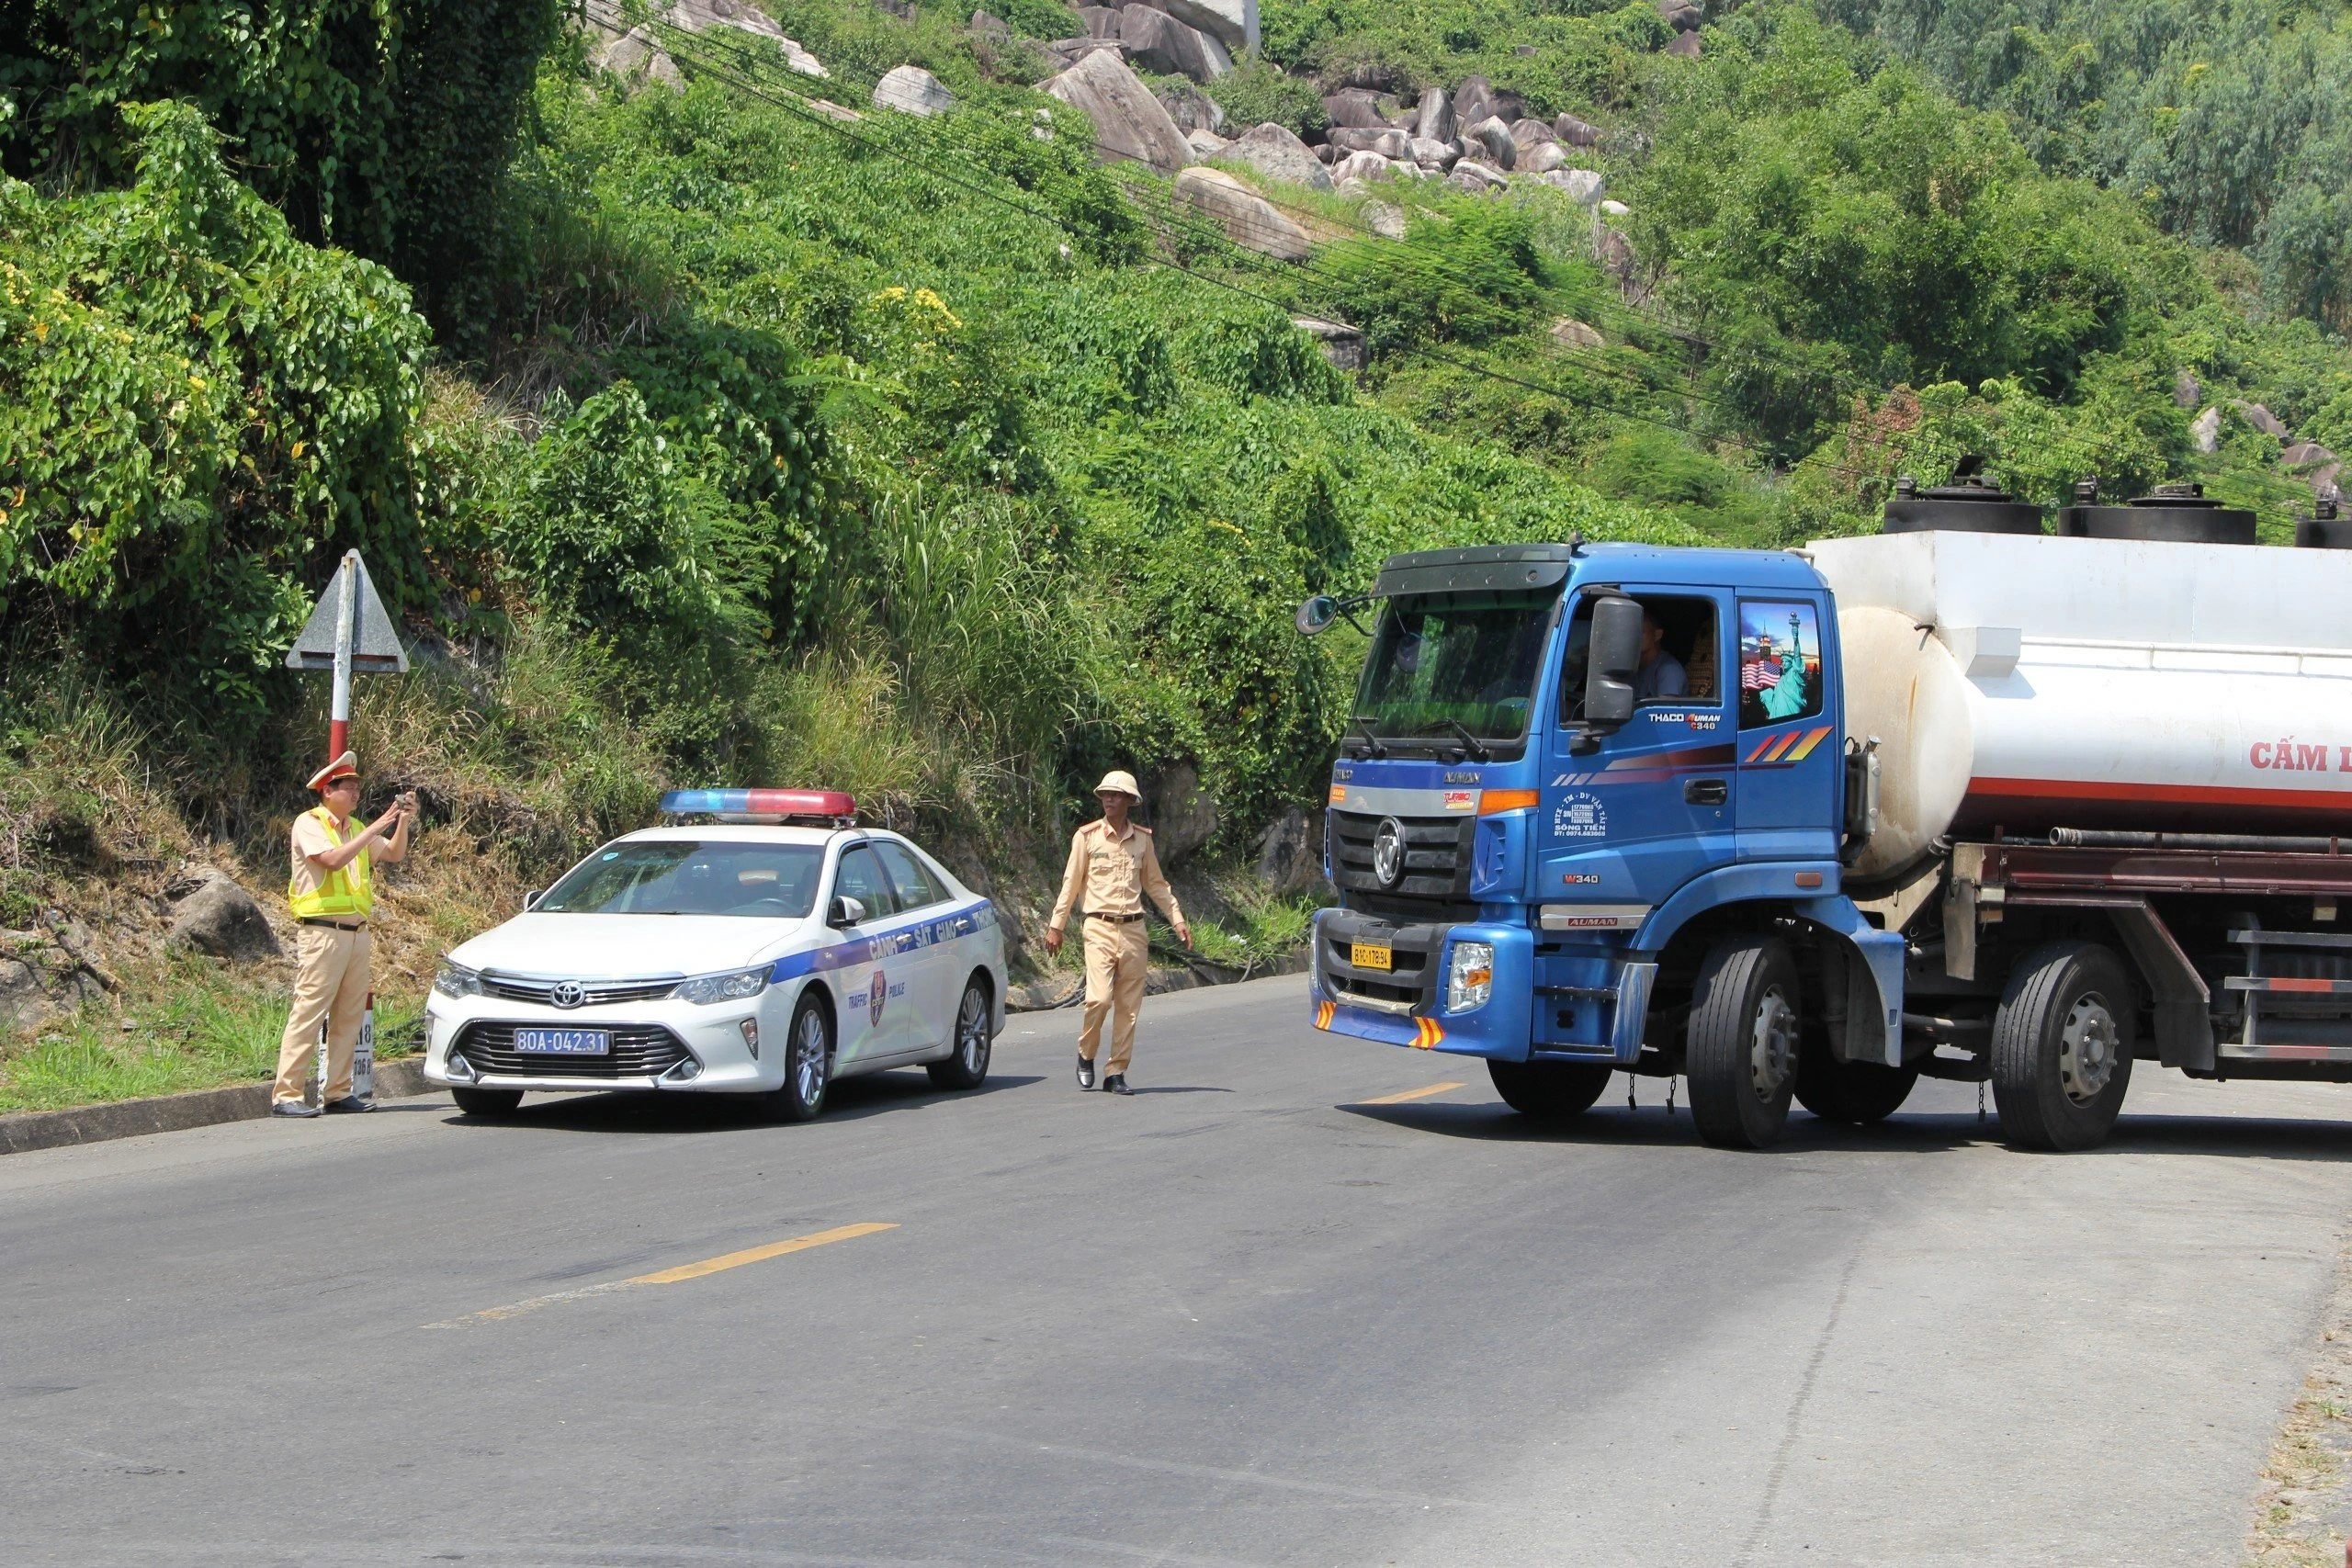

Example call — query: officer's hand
[1043,926,1063,955]
[1175,921,1193,950]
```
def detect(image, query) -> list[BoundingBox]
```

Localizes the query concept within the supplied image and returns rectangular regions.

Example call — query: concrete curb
[1006,944,1310,1013]
[0,1057,436,1157]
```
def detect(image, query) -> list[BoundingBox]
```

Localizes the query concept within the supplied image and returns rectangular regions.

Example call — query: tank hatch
[2296,492,2349,550]
[1881,472,2046,536]
[2057,481,2257,546]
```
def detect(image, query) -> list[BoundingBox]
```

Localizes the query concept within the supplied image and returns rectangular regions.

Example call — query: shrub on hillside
[0,102,429,722]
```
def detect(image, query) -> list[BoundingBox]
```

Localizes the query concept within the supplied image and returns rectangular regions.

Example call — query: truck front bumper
[1307,908,1654,1064]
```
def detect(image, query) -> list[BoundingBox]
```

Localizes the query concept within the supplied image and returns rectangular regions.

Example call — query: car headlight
[676,966,771,1006]
[434,961,482,999]
[1445,941,1494,1014]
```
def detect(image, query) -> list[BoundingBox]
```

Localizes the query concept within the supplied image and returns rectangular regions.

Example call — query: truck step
[2223,976,2352,996]
[2228,928,2352,950]
[2217,1041,2352,1064]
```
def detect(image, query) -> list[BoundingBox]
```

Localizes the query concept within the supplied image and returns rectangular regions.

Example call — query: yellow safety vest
[288,806,373,919]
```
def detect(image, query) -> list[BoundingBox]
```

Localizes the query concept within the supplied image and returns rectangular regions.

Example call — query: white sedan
[422,791,1005,1121]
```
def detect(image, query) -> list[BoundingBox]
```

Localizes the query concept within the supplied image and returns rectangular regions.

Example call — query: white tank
[1807,529,2352,880]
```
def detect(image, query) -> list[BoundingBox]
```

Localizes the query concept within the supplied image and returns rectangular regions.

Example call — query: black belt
[299,918,368,931]
[1087,911,1147,924]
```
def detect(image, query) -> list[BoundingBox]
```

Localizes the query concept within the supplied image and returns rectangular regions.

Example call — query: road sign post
[287,551,409,1102]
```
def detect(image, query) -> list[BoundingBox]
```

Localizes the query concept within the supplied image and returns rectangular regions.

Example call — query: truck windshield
[1353,592,1554,750]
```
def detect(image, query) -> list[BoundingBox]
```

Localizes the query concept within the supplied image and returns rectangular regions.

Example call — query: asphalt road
[5,973,2351,1567]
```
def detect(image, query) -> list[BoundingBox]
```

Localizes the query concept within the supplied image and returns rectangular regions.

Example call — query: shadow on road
[1341,1101,2352,1160]
[436,1072,1046,1135]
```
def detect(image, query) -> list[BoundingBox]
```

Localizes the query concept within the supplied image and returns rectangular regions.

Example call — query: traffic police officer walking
[1045,770,1191,1095]
[272,751,413,1118]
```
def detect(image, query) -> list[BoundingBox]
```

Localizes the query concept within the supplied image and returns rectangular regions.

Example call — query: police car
[421,790,1005,1121]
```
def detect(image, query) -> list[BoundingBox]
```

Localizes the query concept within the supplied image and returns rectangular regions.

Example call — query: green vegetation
[3,0,2351,1106]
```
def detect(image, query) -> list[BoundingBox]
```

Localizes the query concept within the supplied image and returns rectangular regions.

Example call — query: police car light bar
[659,789,858,825]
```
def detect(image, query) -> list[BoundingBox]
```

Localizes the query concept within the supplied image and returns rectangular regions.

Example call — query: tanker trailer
[1811,480,2352,1148]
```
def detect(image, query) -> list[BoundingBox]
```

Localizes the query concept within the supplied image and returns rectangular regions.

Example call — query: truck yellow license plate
[1351,942,1393,972]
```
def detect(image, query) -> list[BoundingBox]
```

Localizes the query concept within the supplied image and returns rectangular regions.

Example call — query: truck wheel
[1686,936,1802,1150]
[1487,1059,1612,1121]
[1990,940,2135,1152]
[451,1087,524,1117]
[1793,1052,1917,1125]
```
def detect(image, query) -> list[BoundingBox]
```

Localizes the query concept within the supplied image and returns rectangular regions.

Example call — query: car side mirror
[523,889,544,911]
[1582,594,1642,733]
[828,895,867,928]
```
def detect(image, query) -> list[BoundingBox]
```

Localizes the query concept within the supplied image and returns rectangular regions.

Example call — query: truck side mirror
[1295,595,1340,636]
[1583,595,1642,731]
[828,895,867,929]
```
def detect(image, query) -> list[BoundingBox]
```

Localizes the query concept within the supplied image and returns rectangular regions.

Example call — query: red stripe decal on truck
[1971,777,2352,811]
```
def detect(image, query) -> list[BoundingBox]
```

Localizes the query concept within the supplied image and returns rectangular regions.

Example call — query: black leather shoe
[1076,1055,1097,1091]
[270,1100,322,1119]
[322,1096,377,1114]
[1103,1074,1133,1096]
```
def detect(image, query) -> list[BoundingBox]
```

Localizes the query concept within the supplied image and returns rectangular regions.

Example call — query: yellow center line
[424,1222,897,1329]
[1356,1080,1466,1106]
[628,1222,898,1283]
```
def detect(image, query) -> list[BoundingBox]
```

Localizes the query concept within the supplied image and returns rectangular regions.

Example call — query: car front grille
[455,1021,694,1079]
[1330,810,1473,902]
[479,975,681,1007]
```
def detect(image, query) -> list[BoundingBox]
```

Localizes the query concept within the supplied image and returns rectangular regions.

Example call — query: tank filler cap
[2131,481,2222,509]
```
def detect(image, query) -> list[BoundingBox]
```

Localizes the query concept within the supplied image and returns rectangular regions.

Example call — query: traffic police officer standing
[1045,770,1191,1095]
[272,751,413,1118]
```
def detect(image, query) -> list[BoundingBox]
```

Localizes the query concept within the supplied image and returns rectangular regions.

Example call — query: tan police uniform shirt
[1048,819,1182,932]
[289,810,368,921]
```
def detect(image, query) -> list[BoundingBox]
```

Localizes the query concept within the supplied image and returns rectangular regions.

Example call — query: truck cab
[1305,541,1906,1147]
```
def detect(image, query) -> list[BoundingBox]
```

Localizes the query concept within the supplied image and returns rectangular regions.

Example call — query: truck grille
[479,975,681,1006]
[454,1022,694,1079]
[1330,810,1473,902]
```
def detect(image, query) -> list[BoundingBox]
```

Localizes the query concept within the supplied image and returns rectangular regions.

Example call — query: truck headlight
[434,961,481,999]
[1445,941,1494,1014]
[677,966,771,1006]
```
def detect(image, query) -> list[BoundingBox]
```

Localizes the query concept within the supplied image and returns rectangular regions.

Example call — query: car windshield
[537,840,825,919]
[1353,591,1555,749]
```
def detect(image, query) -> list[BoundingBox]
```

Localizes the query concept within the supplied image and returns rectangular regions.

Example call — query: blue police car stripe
[768,898,997,983]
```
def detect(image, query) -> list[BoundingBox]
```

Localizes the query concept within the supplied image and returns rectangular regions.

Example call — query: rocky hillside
[3,0,2348,1100]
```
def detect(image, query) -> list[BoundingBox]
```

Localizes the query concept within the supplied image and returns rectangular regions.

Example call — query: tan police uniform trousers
[1078,916,1151,1074]
[274,924,371,1104]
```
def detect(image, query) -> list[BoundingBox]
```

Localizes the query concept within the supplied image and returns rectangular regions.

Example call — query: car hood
[448,914,813,980]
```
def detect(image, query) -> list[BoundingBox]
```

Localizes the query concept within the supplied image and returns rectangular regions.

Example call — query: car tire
[927,976,993,1090]
[770,992,832,1122]
[1685,935,1802,1150]
[1487,1058,1611,1121]
[451,1087,524,1117]
[1793,1051,1917,1125]
[1990,940,2135,1152]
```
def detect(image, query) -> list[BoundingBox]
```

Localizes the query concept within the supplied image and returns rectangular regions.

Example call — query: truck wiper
[1435,718,1491,762]
[1345,715,1388,758]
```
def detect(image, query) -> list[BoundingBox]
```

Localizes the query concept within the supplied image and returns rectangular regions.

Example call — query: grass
[0,959,424,1115]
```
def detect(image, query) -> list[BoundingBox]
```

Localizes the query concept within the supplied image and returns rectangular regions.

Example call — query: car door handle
[1684,777,1728,806]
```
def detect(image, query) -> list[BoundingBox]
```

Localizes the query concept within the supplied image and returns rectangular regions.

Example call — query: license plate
[512,1028,611,1055]
[1351,942,1394,972]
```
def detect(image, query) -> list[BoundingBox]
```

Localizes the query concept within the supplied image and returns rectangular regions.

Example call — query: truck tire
[1685,936,1802,1149]
[1793,1052,1917,1125]
[1487,1059,1611,1121]
[1989,940,2135,1152]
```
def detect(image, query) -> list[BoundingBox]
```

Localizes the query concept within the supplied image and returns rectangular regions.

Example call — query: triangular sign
[285,552,411,672]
